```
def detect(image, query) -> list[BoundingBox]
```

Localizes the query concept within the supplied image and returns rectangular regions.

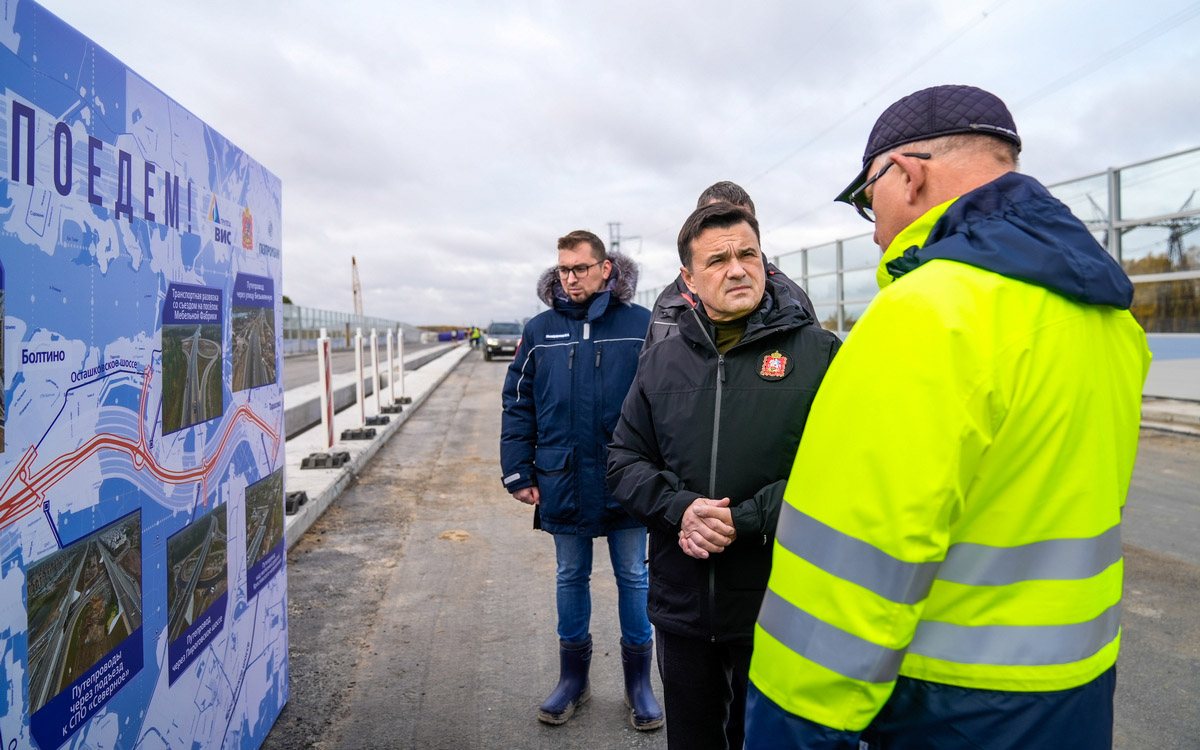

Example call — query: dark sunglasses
[847,152,932,222]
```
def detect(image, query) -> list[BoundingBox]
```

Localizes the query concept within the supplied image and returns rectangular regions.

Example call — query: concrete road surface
[266,351,1199,749]
[1114,430,1200,750]
[265,350,664,750]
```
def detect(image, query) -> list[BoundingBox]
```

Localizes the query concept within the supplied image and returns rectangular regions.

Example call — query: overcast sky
[37,0,1200,326]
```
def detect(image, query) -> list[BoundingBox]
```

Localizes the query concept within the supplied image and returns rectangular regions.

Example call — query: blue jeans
[553,527,652,646]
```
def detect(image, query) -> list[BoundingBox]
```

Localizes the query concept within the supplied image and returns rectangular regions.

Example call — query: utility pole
[608,222,642,255]
[608,222,622,254]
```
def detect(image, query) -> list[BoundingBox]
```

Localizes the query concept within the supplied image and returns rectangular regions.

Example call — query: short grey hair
[897,133,1020,170]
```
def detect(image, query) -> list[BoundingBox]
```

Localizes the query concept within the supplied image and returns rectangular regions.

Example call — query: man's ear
[680,265,697,295]
[601,259,612,281]
[896,153,928,205]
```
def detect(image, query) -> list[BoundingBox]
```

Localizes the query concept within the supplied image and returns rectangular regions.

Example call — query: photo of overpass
[26,511,142,713]
[232,305,277,392]
[161,323,223,434]
[166,504,228,643]
[245,469,284,568]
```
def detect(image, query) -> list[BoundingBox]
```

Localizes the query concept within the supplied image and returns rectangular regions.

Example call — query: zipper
[708,353,723,642]
[710,354,723,492]
[687,302,795,637]
[568,346,575,370]
[594,343,602,437]
[687,307,725,643]
[708,562,717,643]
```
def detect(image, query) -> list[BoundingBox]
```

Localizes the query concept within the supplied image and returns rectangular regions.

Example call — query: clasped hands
[678,497,736,560]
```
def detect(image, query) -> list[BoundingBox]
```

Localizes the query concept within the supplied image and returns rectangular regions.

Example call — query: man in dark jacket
[501,230,662,731]
[607,203,841,749]
[644,181,819,349]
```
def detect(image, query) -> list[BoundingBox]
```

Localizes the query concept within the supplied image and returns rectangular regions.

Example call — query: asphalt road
[265,351,1199,749]
[1113,430,1200,750]
[265,350,663,750]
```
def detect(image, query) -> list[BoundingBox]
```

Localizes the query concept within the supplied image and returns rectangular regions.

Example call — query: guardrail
[636,147,1200,335]
[281,303,423,354]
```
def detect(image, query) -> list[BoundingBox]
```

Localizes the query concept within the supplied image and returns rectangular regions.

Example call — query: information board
[0,2,288,747]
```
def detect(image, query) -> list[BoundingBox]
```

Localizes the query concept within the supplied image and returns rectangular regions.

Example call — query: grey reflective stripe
[775,504,940,605]
[757,589,904,684]
[938,525,1123,586]
[909,603,1121,666]
[777,504,1122,602]
[592,337,647,345]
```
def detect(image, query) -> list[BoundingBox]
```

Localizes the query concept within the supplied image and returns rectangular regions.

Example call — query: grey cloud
[40,0,1200,327]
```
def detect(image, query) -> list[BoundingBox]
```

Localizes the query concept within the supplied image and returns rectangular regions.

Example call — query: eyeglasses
[847,152,932,222]
[557,261,601,279]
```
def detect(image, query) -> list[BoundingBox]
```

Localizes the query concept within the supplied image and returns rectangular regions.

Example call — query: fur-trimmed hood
[537,251,640,308]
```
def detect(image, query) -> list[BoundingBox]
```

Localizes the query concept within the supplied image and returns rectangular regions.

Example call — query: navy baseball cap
[834,85,1022,205]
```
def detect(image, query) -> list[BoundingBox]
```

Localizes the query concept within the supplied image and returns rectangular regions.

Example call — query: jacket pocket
[534,445,577,521]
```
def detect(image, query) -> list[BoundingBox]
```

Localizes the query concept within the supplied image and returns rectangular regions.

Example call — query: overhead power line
[765,1,1200,239]
[749,0,1010,186]
[637,5,1008,247]
[1014,0,1200,108]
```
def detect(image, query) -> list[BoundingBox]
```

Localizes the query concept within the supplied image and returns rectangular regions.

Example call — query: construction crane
[351,256,364,317]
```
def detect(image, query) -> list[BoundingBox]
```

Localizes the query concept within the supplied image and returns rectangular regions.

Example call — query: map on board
[0,2,288,747]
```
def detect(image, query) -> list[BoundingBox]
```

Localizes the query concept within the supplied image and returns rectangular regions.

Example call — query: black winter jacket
[607,278,840,643]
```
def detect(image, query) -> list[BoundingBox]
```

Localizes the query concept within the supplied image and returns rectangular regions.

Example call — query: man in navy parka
[500,229,662,731]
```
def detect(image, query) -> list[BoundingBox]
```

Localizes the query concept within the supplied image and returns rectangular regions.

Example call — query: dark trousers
[655,628,753,750]
[863,666,1117,749]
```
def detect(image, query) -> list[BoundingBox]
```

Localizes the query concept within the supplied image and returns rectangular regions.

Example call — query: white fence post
[386,328,396,404]
[396,326,408,402]
[370,327,380,415]
[355,327,365,425]
[317,328,334,449]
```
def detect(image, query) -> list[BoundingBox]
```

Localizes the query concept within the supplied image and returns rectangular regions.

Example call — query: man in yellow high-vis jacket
[745,85,1150,749]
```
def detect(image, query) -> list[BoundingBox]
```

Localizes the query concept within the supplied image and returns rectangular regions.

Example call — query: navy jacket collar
[886,172,1134,309]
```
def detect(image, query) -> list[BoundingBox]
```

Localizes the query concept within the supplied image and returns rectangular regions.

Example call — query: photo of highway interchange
[232,305,277,392]
[161,323,223,434]
[246,469,284,569]
[166,504,228,643]
[26,512,142,714]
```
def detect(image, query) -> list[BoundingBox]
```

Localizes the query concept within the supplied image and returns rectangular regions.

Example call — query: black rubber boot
[621,639,664,730]
[537,636,592,724]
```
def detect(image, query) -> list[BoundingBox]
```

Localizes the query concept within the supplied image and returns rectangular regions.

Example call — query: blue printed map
[0,2,288,748]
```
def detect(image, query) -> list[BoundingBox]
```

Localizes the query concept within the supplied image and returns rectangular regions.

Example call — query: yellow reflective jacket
[749,173,1151,733]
